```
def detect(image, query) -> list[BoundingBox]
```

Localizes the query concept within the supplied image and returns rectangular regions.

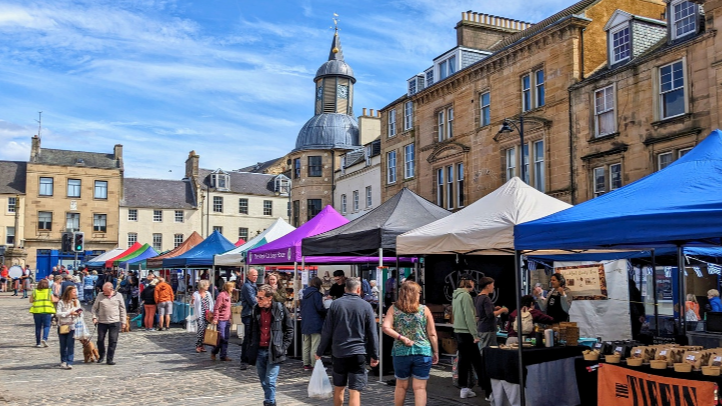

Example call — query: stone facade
[380,0,666,207]
[334,138,382,220]
[24,137,122,267]
[570,0,717,201]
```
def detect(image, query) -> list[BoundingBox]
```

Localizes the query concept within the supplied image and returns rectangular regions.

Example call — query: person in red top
[210,281,234,362]
[0,265,8,292]
[505,295,555,344]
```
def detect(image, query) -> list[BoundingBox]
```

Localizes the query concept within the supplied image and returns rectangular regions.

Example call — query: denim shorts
[393,354,433,380]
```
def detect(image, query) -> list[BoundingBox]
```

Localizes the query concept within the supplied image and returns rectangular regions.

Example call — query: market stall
[145,231,204,270]
[103,242,143,269]
[214,217,295,267]
[84,247,126,269]
[515,129,722,404]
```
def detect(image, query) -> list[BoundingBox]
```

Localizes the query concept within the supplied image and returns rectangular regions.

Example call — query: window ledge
[650,113,693,129]
[588,132,620,143]
[643,126,702,146]
[403,177,416,182]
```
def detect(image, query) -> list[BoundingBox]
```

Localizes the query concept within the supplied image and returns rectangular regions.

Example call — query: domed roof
[315,60,355,82]
[294,113,360,152]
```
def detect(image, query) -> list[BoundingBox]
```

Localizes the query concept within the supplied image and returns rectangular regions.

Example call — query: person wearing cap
[452,274,484,400]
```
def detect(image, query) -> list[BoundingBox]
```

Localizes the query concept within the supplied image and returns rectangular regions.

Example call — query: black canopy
[301,188,450,256]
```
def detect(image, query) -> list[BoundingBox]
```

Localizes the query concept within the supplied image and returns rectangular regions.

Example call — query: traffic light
[73,232,85,252]
[61,232,73,253]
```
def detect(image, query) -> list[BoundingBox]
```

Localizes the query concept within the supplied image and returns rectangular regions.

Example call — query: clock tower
[314,27,355,116]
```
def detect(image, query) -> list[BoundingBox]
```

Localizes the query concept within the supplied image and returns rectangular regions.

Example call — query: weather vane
[331,13,339,31]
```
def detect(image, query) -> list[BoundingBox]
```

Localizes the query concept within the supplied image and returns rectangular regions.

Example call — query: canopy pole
[651,249,659,336]
[514,250,526,406]
[294,260,299,359]
[378,248,384,383]
[677,245,686,335]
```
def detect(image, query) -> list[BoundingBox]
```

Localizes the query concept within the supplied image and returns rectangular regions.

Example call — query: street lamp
[495,116,549,185]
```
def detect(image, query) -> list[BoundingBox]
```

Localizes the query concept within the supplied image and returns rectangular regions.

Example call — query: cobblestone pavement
[0,293,489,406]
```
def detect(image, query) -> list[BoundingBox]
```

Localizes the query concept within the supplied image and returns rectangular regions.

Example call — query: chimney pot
[363,107,367,116]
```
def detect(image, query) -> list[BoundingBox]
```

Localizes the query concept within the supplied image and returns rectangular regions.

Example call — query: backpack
[514,308,535,335]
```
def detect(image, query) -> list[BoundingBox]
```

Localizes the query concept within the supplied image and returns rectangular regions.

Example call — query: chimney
[455,11,533,51]
[114,144,123,161]
[363,108,368,116]
[186,150,200,180]
[30,135,41,161]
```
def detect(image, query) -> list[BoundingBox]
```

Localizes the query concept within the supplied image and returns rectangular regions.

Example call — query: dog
[121,315,131,333]
[80,338,100,363]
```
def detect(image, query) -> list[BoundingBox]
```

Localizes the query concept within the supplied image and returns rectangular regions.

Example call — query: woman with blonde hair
[56,285,81,369]
[191,279,214,353]
[382,281,439,406]
[708,289,722,312]
[211,281,235,361]
[685,294,701,321]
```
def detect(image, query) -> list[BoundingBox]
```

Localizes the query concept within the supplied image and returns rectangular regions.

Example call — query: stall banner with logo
[598,364,715,406]
[556,263,608,300]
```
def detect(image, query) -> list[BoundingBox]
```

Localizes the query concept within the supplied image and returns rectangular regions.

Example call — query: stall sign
[301,271,309,286]
[598,364,715,406]
[556,263,608,300]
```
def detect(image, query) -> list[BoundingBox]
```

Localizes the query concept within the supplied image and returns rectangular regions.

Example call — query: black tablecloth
[575,359,722,406]
[484,346,585,384]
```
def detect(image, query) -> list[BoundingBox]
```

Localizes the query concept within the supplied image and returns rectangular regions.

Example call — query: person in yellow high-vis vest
[29,279,56,348]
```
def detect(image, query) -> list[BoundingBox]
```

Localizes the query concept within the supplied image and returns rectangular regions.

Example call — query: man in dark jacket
[300,277,327,370]
[246,284,293,406]
[240,269,259,370]
[316,277,379,406]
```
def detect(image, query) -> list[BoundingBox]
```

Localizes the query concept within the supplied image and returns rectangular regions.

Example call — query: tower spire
[328,14,344,61]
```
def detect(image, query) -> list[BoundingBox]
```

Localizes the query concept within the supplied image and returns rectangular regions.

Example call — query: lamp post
[498,118,526,184]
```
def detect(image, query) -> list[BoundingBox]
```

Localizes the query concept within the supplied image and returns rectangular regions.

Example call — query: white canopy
[213,217,296,266]
[84,247,126,265]
[396,177,572,255]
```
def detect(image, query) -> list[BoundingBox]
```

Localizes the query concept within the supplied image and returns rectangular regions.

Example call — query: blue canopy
[515,130,722,251]
[162,230,235,268]
[528,247,722,263]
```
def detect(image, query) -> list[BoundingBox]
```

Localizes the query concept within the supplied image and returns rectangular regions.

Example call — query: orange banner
[598,364,716,406]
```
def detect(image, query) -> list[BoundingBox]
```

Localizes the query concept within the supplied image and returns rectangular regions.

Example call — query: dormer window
[671,0,697,40]
[407,74,425,96]
[439,55,457,80]
[274,174,291,196]
[210,169,230,191]
[425,68,434,87]
[611,26,630,64]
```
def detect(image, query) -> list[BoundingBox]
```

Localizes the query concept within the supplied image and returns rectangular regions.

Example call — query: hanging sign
[301,270,309,286]
[556,263,608,300]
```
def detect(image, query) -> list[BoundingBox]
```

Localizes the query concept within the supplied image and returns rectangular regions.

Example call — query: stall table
[484,346,585,406]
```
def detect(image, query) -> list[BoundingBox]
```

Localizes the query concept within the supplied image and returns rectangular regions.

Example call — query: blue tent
[162,230,235,268]
[119,246,159,269]
[528,247,722,263]
[515,130,722,250]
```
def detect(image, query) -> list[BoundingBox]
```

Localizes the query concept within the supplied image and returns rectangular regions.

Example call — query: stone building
[380,0,666,207]
[286,29,379,225]
[24,135,123,270]
[569,0,717,200]
[0,161,26,265]
[334,137,382,220]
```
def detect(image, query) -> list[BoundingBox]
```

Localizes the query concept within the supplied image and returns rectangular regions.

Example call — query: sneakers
[66,364,73,370]
[485,393,494,402]
[60,362,67,369]
[460,388,477,399]
[303,365,312,371]
[41,340,48,348]
[36,344,43,348]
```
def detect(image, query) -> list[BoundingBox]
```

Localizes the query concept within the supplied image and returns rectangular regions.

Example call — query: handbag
[59,325,71,334]
[205,310,214,323]
[203,324,219,346]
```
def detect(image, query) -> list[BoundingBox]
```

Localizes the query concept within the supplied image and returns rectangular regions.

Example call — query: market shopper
[534,273,572,323]
[708,289,722,312]
[29,279,56,348]
[91,282,127,365]
[247,284,294,406]
[452,274,485,400]
[211,281,234,362]
[56,285,81,369]
[382,281,439,406]
[192,280,214,353]
[316,277,379,406]
[686,294,701,321]
[300,277,327,370]
[240,269,259,370]
[267,272,287,303]
[82,271,97,304]
[328,270,346,300]
[506,295,554,342]
[475,277,507,348]
[154,277,175,331]
[141,279,158,330]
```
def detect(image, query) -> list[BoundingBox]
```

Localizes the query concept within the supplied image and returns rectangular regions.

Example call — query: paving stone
[0,294,488,405]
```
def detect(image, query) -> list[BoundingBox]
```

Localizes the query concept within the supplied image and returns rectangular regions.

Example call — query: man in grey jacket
[316,277,379,406]
[91,282,126,365]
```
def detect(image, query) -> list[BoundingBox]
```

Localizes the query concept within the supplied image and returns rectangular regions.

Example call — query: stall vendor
[533,273,572,323]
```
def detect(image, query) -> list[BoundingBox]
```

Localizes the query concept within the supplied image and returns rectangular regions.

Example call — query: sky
[0,0,579,179]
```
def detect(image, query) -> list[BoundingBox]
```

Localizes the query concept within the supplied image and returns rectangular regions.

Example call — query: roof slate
[34,148,120,169]
[199,169,278,196]
[236,157,283,173]
[122,178,196,209]
[0,161,27,194]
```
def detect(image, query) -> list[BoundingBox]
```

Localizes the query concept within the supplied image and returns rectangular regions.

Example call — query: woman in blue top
[382,281,439,406]
[708,289,722,312]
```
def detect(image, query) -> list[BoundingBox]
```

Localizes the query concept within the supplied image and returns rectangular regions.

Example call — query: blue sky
[0,0,578,179]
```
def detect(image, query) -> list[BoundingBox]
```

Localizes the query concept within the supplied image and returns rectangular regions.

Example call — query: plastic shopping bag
[308,359,333,399]
[74,316,90,340]
[186,307,198,333]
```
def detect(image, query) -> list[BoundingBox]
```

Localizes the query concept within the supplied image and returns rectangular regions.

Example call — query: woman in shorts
[382,281,439,406]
